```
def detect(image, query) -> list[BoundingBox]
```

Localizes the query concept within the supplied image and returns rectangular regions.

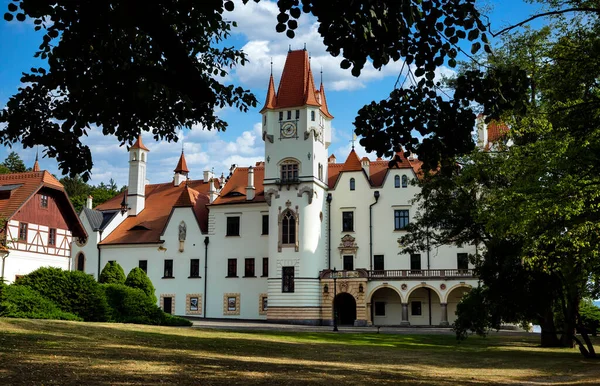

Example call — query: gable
[12,188,69,230]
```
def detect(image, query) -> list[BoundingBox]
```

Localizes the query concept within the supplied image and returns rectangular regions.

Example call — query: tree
[99,261,126,285]
[125,267,157,304]
[1,0,491,179]
[2,152,27,173]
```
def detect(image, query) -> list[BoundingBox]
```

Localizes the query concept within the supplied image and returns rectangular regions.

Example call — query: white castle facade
[71,49,478,326]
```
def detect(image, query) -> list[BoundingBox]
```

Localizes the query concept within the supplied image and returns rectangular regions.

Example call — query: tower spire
[270,57,273,75]
[32,147,40,172]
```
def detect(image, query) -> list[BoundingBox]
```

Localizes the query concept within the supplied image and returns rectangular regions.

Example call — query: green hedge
[15,267,109,321]
[125,267,157,303]
[99,261,126,284]
[0,285,81,321]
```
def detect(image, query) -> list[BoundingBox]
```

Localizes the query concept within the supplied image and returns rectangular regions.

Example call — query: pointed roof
[318,83,333,119]
[32,153,40,172]
[173,185,199,207]
[130,135,150,151]
[174,151,189,174]
[260,74,277,113]
[341,149,363,172]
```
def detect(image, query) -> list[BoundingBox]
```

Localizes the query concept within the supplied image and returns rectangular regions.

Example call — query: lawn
[0,319,598,385]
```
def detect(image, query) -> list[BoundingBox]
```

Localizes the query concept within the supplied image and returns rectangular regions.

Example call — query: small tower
[32,152,40,172]
[128,135,149,216]
[174,151,189,186]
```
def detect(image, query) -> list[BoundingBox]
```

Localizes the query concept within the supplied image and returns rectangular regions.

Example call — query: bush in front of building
[99,261,126,284]
[0,284,82,321]
[579,299,600,337]
[124,267,157,303]
[15,267,109,322]
[102,283,192,326]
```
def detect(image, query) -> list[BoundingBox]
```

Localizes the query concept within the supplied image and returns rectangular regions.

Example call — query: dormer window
[402,175,408,188]
[280,159,299,183]
[350,178,355,191]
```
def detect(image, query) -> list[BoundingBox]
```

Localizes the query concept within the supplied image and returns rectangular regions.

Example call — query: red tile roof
[341,149,363,172]
[0,171,86,238]
[262,50,333,118]
[130,135,150,151]
[212,167,265,205]
[96,179,212,245]
[174,152,189,174]
[487,120,509,143]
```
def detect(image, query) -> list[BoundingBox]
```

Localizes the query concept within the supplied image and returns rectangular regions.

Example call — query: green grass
[0,318,598,385]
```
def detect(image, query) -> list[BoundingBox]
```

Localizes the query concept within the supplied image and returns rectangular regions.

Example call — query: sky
[0,0,545,187]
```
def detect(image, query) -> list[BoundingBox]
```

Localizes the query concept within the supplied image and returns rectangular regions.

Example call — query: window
[295,110,300,119]
[402,175,408,188]
[227,258,237,277]
[262,215,269,235]
[76,253,85,272]
[457,253,469,271]
[280,161,299,182]
[282,266,295,292]
[48,228,56,246]
[279,111,283,121]
[263,115,267,125]
[411,301,422,316]
[40,194,48,208]
[311,111,315,121]
[374,255,384,271]
[226,216,240,236]
[18,223,27,241]
[139,260,148,273]
[342,211,354,232]
[394,210,409,230]
[163,297,173,314]
[244,258,255,277]
[349,178,355,191]
[287,110,291,120]
[163,259,174,278]
[394,175,400,188]
[343,255,354,271]
[375,302,386,316]
[190,258,200,278]
[281,210,296,245]
[410,254,421,271]
[318,163,323,181]
[262,257,269,277]
[261,295,268,312]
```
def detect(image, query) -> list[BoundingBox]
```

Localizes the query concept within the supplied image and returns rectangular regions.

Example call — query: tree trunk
[539,314,562,347]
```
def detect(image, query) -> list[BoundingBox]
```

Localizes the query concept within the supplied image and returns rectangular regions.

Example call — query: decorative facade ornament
[178,221,186,252]
[401,284,408,291]
[440,283,446,290]
[262,131,274,143]
[265,188,280,206]
[338,234,358,255]
[297,186,315,204]
[285,199,292,208]
[339,281,349,293]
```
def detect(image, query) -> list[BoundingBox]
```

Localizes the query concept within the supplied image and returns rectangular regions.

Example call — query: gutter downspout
[369,191,380,271]
[326,194,332,270]
[426,199,432,326]
[203,236,209,318]
[97,230,103,280]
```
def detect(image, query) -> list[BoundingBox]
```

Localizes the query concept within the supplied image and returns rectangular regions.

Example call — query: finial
[350,133,357,150]
[303,43,306,51]
[270,57,273,75]
[320,66,323,85]
[288,44,291,52]
[35,146,39,162]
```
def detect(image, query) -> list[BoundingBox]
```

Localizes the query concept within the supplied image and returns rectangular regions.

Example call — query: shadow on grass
[0,319,598,386]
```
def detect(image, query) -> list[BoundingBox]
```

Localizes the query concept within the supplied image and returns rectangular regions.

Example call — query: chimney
[209,178,218,204]
[246,166,255,201]
[328,154,336,163]
[203,170,213,182]
[219,173,225,188]
[128,135,149,216]
[361,157,370,178]
[86,195,93,209]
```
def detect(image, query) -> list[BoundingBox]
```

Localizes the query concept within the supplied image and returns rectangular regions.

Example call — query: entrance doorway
[334,293,357,326]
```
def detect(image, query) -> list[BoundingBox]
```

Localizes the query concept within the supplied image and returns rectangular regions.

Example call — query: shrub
[15,267,109,322]
[161,313,193,327]
[99,261,126,284]
[125,267,157,303]
[580,299,600,337]
[0,285,81,321]
[102,283,163,324]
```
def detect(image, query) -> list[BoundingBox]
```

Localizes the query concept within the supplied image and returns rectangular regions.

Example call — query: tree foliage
[1,151,27,173]
[125,267,157,304]
[0,0,492,179]
[99,261,126,285]
[60,175,122,212]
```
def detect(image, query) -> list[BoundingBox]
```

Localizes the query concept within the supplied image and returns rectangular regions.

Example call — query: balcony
[368,269,475,280]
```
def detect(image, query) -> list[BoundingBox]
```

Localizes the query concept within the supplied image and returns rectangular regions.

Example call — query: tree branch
[491,8,600,37]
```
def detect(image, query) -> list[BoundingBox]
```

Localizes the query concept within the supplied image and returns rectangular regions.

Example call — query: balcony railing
[368,269,474,279]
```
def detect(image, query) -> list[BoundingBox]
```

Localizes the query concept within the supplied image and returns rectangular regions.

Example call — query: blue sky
[0,0,545,186]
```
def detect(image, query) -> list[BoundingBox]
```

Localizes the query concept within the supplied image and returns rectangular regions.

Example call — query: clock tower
[260,48,334,324]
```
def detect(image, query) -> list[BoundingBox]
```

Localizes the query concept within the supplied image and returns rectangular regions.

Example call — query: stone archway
[446,285,472,325]
[334,293,357,326]
[370,287,403,326]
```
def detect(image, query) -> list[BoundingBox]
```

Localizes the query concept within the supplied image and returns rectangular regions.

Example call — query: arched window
[394,175,400,188]
[76,253,85,272]
[280,159,300,183]
[402,175,408,188]
[311,111,315,121]
[279,208,298,252]
[141,153,145,162]
[349,178,355,191]
[132,153,137,161]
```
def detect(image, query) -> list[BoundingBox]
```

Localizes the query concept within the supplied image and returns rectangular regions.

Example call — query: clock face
[281,122,297,138]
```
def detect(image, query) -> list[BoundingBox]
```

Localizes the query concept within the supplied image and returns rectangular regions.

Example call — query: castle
[71,49,478,326]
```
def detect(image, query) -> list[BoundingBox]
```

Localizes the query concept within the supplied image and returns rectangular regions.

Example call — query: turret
[127,135,149,216]
[174,151,189,186]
